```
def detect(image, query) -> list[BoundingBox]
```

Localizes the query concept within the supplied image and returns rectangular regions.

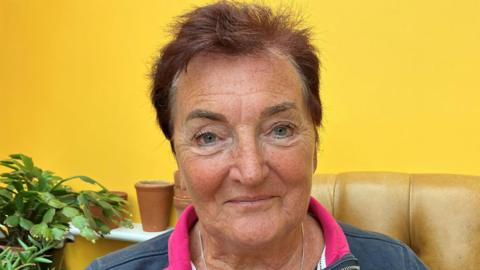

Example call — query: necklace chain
[198,228,208,270]
[198,223,305,270]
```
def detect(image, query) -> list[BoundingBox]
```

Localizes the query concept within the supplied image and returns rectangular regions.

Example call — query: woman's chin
[224,217,287,248]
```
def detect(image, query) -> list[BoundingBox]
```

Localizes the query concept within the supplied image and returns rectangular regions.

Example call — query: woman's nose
[231,135,269,186]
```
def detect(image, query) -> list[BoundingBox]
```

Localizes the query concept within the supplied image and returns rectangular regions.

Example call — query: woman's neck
[189,215,324,270]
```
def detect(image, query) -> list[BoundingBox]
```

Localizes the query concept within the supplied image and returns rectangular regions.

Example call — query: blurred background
[1,0,479,269]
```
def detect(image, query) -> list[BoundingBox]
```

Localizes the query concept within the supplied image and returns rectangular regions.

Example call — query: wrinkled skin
[172,52,320,269]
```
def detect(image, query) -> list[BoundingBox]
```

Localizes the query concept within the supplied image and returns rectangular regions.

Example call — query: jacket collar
[166,197,351,269]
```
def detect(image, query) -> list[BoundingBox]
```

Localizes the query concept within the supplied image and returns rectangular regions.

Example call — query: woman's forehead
[174,53,305,110]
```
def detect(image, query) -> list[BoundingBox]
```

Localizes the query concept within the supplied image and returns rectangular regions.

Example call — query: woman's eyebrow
[186,109,227,122]
[260,102,297,118]
[185,102,296,123]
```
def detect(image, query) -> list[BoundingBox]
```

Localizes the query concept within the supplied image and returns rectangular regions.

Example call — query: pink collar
[166,197,350,269]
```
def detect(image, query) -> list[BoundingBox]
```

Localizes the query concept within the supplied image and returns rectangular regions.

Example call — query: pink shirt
[166,197,351,270]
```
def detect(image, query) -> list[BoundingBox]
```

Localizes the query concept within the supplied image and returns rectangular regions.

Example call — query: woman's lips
[225,196,276,207]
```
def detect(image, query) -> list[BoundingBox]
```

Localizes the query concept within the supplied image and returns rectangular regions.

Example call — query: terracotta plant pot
[43,245,67,270]
[135,181,174,232]
[173,196,192,217]
[89,191,128,229]
[0,244,23,253]
[173,171,192,216]
[173,171,190,199]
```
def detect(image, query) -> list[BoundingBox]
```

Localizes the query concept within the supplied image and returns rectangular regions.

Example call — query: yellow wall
[1,0,479,269]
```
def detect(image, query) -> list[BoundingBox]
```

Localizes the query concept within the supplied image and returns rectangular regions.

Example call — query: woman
[87,2,427,269]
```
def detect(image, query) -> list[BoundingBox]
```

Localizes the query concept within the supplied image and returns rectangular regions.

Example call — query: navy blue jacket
[85,222,428,270]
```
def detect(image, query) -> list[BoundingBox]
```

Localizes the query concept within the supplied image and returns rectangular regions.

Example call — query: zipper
[339,266,360,270]
[324,254,360,270]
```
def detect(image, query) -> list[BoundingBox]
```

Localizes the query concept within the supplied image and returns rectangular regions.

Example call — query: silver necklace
[198,223,305,270]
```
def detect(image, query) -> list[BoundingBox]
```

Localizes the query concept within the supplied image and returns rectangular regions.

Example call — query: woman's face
[173,52,317,246]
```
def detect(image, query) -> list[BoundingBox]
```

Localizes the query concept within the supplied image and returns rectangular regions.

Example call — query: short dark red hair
[151,1,322,144]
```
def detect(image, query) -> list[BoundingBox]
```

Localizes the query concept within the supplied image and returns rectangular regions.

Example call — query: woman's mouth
[225,196,276,209]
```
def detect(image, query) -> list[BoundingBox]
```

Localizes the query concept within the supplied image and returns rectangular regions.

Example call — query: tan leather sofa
[311,172,480,270]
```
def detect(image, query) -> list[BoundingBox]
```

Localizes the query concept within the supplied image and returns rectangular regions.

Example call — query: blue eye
[272,125,293,139]
[196,132,218,145]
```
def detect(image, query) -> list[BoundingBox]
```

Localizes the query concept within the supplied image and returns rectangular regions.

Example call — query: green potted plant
[0,154,133,268]
[0,237,55,270]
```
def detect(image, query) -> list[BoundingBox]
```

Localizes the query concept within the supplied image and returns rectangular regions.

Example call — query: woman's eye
[272,124,294,139]
[196,132,218,146]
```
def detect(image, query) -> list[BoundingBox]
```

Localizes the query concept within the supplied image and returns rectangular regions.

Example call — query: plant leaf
[77,193,89,206]
[51,227,65,241]
[5,215,19,227]
[33,257,53,263]
[9,153,22,159]
[76,175,96,184]
[38,192,66,208]
[20,155,34,172]
[19,217,34,230]
[72,216,88,230]
[14,194,25,212]
[55,175,107,191]
[96,221,111,234]
[42,208,56,224]
[97,200,113,210]
[80,227,98,241]
[11,181,24,192]
[62,207,80,218]
[35,170,49,192]
[37,191,55,201]
[0,162,18,170]
[17,238,29,250]
[0,188,12,199]
[30,223,48,238]
[42,228,53,240]
[27,235,42,248]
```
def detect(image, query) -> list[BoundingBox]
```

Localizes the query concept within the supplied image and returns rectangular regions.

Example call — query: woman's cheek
[265,141,314,186]
[181,151,232,201]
